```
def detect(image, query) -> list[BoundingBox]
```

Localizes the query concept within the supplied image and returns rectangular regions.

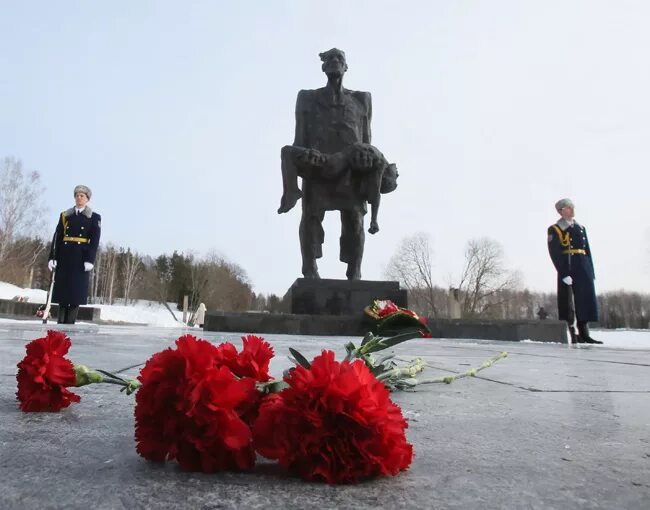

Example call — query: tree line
[0,156,268,316]
[0,234,259,315]
[1,157,648,328]
[385,232,650,329]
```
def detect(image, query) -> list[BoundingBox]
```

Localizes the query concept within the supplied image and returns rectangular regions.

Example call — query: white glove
[84,262,94,272]
[562,276,573,285]
[48,260,57,271]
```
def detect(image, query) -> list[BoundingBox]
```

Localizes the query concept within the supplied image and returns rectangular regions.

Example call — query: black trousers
[557,281,575,325]
[57,305,80,324]
[558,283,593,341]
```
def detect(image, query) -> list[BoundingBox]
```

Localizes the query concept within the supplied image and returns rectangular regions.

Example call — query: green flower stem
[344,330,424,362]
[375,358,426,382]
[256,379,289,394]
[73,364,141,395]
[417,352,508,385]
[358,331,423,356]
[74,364,104,386]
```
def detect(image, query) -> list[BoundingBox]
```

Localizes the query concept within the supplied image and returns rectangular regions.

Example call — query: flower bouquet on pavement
[15,319,506,483]
[364,298,432,338]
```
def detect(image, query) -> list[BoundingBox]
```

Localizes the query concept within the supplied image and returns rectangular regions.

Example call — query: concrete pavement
[1,322,649,509]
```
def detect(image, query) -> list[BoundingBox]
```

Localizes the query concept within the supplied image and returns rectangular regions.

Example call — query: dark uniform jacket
[48,207,101,305]
[293,87,372,267]
[547,219,598,322]
[294,87,372,214]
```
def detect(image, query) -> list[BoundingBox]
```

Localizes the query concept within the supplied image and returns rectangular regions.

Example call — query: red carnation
[376,299,401,318]
[215,335,275,426]
[134,335,256,472]
[253,350,413,484]
[211,335,274,382]
[16,330,81,412]
[231,335,274,382]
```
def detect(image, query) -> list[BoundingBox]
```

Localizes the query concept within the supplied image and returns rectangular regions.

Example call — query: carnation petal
[253,350,413,483]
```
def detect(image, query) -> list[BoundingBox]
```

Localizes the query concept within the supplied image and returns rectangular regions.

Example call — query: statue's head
[319,48,348,77]
[380,163,399,194]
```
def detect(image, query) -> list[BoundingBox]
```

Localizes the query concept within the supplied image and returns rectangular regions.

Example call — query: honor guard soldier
[47,185,101,324]
[547,198,601,344]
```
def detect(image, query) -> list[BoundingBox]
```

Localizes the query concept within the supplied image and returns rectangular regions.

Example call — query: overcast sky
[1,1,649,296]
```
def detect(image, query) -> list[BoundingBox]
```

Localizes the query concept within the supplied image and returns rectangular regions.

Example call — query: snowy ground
[521,329,650,350]
[1,281,648,348]
[0,281,186,328]
[0,281,47,303]
[91,303,185,327]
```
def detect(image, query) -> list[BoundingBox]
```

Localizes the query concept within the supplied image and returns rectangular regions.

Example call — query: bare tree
[200,251,253,312]
[385,232,438,316]
[457,237,520,318]
[16,238,47,287]
[598,291,650,329]
[96,244,118,304]
[0,237,47,286]
[91,247,102,302]
[0,157,46,265]
[153,254,179,319]
[120,248,143,304]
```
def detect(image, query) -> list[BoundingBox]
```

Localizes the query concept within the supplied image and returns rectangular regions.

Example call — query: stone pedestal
[283,278,407,316]
[202,312,569,342]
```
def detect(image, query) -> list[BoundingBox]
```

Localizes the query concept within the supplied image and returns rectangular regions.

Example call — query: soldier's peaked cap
[74,185,92,199]
[555,198,574,212]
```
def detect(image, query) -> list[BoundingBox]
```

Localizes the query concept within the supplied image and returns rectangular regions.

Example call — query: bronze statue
[278,48,398,280]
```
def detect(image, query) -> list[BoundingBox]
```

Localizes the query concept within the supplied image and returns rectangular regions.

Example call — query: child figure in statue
[278,142,398,235]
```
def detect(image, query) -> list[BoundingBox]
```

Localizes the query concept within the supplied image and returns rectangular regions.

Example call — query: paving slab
[1,323,649,509]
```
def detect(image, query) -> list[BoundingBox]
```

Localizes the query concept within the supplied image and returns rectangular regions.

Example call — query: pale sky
[1,1,649,296]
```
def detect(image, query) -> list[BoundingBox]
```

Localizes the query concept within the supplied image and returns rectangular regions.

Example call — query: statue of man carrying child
[278,48,399,280]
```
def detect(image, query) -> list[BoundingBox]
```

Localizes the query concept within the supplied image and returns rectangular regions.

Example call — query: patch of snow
[94,301,185,328]
[588,329,650,350]
[520,340,564,345]
[520,330,649,349]
[0,281,47,303]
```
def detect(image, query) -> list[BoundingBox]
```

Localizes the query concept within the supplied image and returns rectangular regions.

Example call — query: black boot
[66,305,79,324]
[568,325,579,343]
[57,305,67,324]
[578,322,603,344]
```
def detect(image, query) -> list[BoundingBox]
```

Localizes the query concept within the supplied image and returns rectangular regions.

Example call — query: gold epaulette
[551,224,570,247]
[61,211,69,236]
